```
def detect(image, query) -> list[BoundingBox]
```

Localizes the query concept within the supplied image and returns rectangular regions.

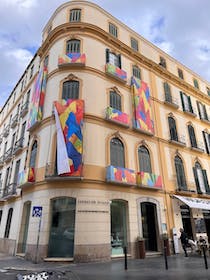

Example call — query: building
[0,0,210,262]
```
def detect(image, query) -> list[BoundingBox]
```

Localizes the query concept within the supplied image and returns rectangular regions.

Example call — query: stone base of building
[0,238,16,255]
[74,244,111,262]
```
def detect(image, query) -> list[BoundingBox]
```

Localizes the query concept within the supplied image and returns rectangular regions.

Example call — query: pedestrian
[180,228,189,257]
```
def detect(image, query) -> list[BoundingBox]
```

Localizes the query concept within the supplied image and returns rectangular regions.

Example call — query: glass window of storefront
[111,200,127,256]
[48,197,76,258]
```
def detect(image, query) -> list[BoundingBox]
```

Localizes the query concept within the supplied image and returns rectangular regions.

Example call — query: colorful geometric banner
[27,66,48,130]
[54,99,84,176]
[105,63,127,82]
[106,165,136,185]
[136,171,162,189]
[131,77,154,134]
[17,167,35,186]
[106,107,129,126]
[58,53,86,66]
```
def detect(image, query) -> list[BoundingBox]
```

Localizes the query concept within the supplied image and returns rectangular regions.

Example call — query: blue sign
[32,206,43,217]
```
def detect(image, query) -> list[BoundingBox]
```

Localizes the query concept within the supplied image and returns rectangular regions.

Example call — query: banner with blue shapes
[32,206,43,217]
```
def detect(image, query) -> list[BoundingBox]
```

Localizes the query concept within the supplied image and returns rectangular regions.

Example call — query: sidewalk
[0,253,210,279]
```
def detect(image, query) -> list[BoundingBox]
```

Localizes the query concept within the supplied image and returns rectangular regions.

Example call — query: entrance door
[141,202,158,251]
[203,210,210,243]
[48,197,76,258]
[111,200,127,256]
[180,205,193,239]
[17,201,31,254]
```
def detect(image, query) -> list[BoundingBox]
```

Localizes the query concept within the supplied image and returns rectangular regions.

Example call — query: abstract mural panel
[54,99,84,176]
[136,171,162,189]
[27,66,48,130]
[131,77,154,134]
[58,53,86,66]
[105,63,127,82]
[106,107,129,126]
[106,165,136,185]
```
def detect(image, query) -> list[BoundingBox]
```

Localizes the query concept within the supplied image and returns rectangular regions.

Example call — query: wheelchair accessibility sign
[32,206,43,217]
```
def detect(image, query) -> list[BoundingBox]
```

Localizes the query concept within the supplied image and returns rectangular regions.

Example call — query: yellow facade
[0,1,209,262]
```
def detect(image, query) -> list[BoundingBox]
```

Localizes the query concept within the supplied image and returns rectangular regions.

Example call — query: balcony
[0,156,4,167]
[105,63,127,83]
[20,101,29,118]
[4,147,13,162]
[3,125,10,137]
[164,94,179,109]
[45,162,82,181]
[45,162,58,178]
[17,167,35,187]
[136,172,162,189]
[183,107,197,117]
[13,137,24,155]
[169,134,186,147]
[106,165,136,186]
[58,53,86,67]
[105,107,129,127]
[10,114,19,128]
[191,141,204,153]
[3,183,17,198]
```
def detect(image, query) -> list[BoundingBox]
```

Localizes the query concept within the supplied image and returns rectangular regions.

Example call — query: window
[197,101,208,121]
[109,23,118,38]
[131,37,138,51]
[193,78,199,89]
[29,141,37,168]
[30,65,34,79]
[66,39,80,54]
[13,160,21,185]
[20,121,26,140]
[168,116,178,141]
[180,92,193,113]
[4,167,10,188]
[178,68,184,79]
[4,208,13,238]
[207,87,210,97]
[164,82,172,103]
[106,49,121,68]
[110,138,125,167]
[62,81,79,100]
[21,80,24,92]
[138,146,152,173]
[44,55,49,67]
[159,56,166,68]
[132,65,141,80]
[69,9,81,22]
[0,210,2,226]
[174,155,187,190]
[110,91,121,111]
[193,162,210,194]
[203,131,210,154]
[188,125,197,148]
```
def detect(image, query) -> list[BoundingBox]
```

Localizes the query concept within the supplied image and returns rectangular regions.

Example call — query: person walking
[180,228,189,257]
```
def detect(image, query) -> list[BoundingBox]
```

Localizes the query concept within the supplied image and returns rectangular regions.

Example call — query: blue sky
[1,0,210,108]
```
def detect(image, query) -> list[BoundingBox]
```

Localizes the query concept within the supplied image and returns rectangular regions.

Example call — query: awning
[174,195,210,210]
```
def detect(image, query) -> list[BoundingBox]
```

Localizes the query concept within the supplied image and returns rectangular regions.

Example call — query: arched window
[66,39,80,54]
[168,116,178,141]
[4,208,13,238]
[110,91,121,111]
[110,138,125,167]
[193,161,210,194]
[188,125,197,148]
[29,141,37,168]
[138,145,152,173]
[174,155,187,190]
[62,81,79,100]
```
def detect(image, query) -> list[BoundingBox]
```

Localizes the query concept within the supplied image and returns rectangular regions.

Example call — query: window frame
[62,80,79,100]
[110,137,125,168]
[138,145,152,173]
[131,37,139,51]
[188,124,197,148]
[110,90,122,111]
[132,65,141,80]
[174,155,187,190]
[109,22,118,38]
[168,116,178,141]
[66,39,80,54]
[178,68,184,79]
[69,9,81,22]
